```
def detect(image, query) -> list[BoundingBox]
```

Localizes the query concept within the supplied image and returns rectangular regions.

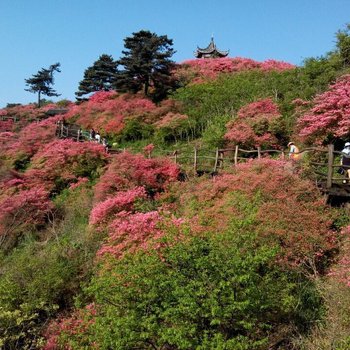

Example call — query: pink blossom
[89,186,147,226]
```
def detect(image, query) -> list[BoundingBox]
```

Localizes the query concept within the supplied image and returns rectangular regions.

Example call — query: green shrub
[0,186,98,349]
[69,225,322,349]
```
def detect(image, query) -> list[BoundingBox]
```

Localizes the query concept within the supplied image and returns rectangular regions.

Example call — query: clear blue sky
[0,0,349,107]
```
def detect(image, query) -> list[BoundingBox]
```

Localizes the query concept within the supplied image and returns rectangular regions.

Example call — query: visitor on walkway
[102,137,109,151]
[288,142,300,160]
[95,131,101,143]
[90,128,96,140]
[341,142,350,183]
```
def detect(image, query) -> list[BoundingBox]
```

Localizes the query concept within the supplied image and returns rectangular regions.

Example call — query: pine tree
[75,54,118,99]
[25,63,61,107]
[116,30,176,101]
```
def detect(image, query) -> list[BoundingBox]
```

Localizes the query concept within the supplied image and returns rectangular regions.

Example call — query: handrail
[54,125,349,190]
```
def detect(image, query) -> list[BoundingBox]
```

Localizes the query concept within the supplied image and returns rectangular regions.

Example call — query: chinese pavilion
[194,37,229,58]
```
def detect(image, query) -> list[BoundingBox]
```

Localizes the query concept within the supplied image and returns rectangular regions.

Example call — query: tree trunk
[144,77,149,96]
[38,90,41,107]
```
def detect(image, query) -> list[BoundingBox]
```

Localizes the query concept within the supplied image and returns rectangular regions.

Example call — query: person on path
[90,128,96,140]
[288,142,300,160]
[95,131,101,143]
[341,142,350,183]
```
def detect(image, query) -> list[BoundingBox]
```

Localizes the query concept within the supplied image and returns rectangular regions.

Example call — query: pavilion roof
[194,37,229,58]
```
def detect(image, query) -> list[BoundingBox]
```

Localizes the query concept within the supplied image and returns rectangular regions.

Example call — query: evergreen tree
[116,30,176,101]
[25,63,61,107]
[75,54,118,99]
[336,23,350,67]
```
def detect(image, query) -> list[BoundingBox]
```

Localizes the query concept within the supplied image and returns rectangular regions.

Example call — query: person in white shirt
[341,142,350,183]
[95,131,101,143]
[288,142,300,160]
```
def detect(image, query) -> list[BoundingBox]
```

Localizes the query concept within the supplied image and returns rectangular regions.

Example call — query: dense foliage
[298,74,350,144]
[75,54,118,100]
[117,30,177,101]
[2,24,350,350]
[224,98,282,148]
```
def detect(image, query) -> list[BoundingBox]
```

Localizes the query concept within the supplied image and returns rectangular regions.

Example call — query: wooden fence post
[234,145,239,166]
[327,144,334,189]
[213,148,219,172]
[173,150,178,164]
[281,150,285,160]
[257,146,261,159]
[219,150,224,169]
[194,147,198,174]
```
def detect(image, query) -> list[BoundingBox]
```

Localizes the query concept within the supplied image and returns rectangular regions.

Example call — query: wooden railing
[54,124,349,193]
[0,115,19,122]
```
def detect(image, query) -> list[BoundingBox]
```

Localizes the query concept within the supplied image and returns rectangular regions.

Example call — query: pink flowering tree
[297,74,350,144]
[224,98,282,148]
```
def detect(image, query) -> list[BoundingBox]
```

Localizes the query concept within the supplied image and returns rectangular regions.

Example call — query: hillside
[1,51,350,349]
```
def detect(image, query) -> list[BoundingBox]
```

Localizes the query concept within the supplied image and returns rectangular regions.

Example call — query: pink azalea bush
[65,91,157,135]
[97,210,163,258]
[178,158,337,271]
[176,57,295,84]
[224,98,281,148]
[5,116,61,163]
[0,132,17,157]
[89,186,147,227]
[25,139,108,193]
[0,187,52,247]
[93,151,180,202]
[298,74,350,144]
[43,303,97,350]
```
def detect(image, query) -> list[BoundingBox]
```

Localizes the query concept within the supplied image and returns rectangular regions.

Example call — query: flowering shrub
[178,158,337,272]
[25,139,107,194]
[65,91,157,136]
[43,304,96,350]
[298,74,350,144]
[176,57,295,84]
[93,151,179,202]
[0,132,17,157]
[0,120,15,132]
[97,210,162,258]
[5,116,61,164]
[89,186,147,227]
[224,98,281,148]
[0,103,71,130]
[0,187,52,248]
